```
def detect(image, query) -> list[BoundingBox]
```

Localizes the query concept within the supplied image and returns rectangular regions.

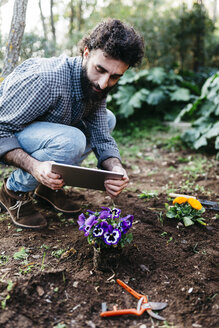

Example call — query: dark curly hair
[79,18,144,67]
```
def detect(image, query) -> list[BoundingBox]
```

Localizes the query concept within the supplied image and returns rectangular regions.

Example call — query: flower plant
[166,196,206,227]
[77,207,133,249]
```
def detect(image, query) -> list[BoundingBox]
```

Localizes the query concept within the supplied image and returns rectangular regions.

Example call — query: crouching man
[0,18,144,229]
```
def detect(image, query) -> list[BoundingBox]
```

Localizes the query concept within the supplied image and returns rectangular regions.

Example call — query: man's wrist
[101,157,122,171]
[3,148,39,175]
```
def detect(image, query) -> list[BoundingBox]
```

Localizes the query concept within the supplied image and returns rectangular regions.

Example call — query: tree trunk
[77,0,82,31]
[213,0,218,23]
[1,0,28,78]
[50,0,56,44]
[38,0,47,39]
[69,0,74,38]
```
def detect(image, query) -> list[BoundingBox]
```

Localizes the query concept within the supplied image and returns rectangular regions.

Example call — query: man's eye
[96,66,104,73]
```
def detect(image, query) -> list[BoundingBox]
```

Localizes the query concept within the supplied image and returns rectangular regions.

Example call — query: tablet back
[51,163,123,190]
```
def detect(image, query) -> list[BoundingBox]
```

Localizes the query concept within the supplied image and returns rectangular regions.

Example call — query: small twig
[92,246,100,271]
[111,198,116,208]
[107,271,115,281]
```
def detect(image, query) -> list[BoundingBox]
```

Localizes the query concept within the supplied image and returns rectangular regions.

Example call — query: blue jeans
[7,109,116,192]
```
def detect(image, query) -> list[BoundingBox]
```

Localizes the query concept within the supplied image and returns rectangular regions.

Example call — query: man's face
[81,48,129,102]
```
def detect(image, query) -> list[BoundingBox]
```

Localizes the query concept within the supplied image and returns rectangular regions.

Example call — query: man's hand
[32,161,64,190]
[3,148,64,190]
[102,157,129,198]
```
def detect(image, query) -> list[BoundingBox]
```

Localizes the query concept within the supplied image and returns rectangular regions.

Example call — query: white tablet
[51,163,124,191]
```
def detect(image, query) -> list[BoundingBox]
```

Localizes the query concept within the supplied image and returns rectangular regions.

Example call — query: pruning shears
[169,193,219,211]
[100,279,168,321]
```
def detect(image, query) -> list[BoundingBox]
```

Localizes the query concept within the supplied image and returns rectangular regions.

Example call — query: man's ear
[83,47,90,59]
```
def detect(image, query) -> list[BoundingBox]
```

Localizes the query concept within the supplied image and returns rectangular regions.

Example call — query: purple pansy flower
[99,210,111,220]
[119,215,134,233]
[103,225,121,245]
[93,220,109,237]
[83,215,97,236]
[77,213,86,230]
[111,208,121,218]
[100,207,121,219]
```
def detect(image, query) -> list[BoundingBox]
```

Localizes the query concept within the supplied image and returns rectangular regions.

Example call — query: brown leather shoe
[0,179,47,229]
[35,184,81,214]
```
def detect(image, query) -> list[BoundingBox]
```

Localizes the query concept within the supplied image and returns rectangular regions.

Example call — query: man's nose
[98,74,109,90]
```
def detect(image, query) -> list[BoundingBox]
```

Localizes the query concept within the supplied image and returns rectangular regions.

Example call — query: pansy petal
[173,196,188,205]
[85,215,96,226]
[77,213,86,229]
[111,208,121,218]
[187,198,202,210]
[99,210,111,219]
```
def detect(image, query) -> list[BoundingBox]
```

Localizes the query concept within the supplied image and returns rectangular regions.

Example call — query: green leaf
[205,122,219,139]
[147,67,166,84]
[170,88,191,102]
[114,85,136,105]
[182,128,200,144]
[183,217,194,226]
[118,70,136,85]
[194,135,208,149]
[129,89,149,108]
[166,211,176,218]
[146,88,166,105]
[114,85,149,118]
[196,218,207,226]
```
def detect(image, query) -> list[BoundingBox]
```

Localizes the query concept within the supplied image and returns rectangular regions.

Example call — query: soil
[0,142,218,328]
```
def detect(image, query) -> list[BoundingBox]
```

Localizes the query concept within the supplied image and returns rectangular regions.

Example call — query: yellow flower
[173,196,188,205]
[187,198,202,210]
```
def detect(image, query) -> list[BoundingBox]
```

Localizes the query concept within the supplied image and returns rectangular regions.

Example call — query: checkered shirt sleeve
[83,100,121,168]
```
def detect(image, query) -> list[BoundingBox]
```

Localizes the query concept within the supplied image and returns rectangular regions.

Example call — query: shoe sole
[34,192,81,214]
[0,201,47,229]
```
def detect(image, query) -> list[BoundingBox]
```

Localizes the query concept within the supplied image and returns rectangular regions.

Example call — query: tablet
[51,163,124,191]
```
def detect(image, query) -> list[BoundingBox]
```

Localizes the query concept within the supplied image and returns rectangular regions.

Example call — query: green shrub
[177,72,219,155]
[107,67,199,120]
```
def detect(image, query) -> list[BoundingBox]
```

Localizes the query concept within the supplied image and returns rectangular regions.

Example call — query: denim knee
[106,109,116,132]
[46,127,87,164]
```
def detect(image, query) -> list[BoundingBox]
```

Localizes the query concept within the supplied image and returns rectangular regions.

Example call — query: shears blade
[146,309,166,321]
[149,301,168,310]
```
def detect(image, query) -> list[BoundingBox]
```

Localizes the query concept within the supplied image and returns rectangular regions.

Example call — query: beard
[81,64,115,103]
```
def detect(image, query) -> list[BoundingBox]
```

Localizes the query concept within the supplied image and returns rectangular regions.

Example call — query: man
[0,18,144,229]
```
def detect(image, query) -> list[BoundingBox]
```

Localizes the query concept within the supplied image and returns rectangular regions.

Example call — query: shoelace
[9,198,32,219]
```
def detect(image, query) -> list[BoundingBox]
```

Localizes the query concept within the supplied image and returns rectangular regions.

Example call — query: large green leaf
[114,86,149,118]
[118,70,136,85]
[129,89,149,108]
[182,129,200,144]
[170,88,191,102]
[205,122,219,139]
[113,85,136,105]
[119,69,149,85]
[118,103,136,118]
[194,135,208,149]
[201,73,219,99]
[146,88,166,105]
[146,67,166,84]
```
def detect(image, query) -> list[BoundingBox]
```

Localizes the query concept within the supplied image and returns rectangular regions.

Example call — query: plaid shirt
[0,55,121,167]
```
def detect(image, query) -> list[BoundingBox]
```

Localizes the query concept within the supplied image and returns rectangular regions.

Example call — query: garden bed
[0,140,218,328]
